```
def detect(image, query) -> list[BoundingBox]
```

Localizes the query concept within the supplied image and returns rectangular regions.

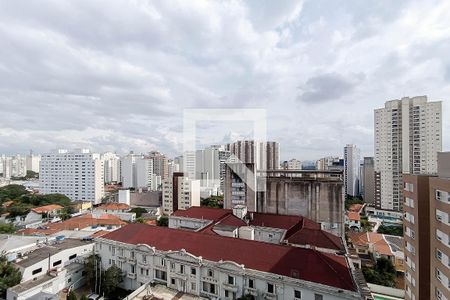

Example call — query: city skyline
[0,1,450,160]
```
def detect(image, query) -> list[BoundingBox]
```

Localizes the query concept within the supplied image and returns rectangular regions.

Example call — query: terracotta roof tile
[96,203,130,210]
[32,204,64,213]
[100,224,356,291]
[347,212,361,221]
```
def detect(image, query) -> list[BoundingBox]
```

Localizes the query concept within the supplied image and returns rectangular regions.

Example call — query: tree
[135,217,145,223]
[84,253,102,291]
[362,257,396,287]
[0,223,16,234]
[67,290,77,300]
[0,255,22,298]
[25,170,39,179]
[130,207,147,218]
[157,215,168,227]
[377,225,403,236]
[102,265,123,297]
[201,195,224,208]
[79,295,88,300]
[0,184,28,203]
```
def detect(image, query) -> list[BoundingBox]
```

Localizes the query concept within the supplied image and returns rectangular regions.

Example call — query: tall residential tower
[374,96,442,211]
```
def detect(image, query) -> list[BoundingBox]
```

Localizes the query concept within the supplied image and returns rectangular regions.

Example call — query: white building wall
[39,149,104,204]
[94,239,361,300]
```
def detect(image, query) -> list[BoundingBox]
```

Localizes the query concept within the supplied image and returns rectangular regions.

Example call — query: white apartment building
[39,149,104,204]
[121,153,138,188]
[95,224,361,300]
[1,155,27,178]
[344,144,361,197]
[162,175,200,215]
[375,96,442,211]
[26,154,41,173]
[195,145,231,193]
[285,159,301,170]
[136,156,154,189]
[102,152,120,183]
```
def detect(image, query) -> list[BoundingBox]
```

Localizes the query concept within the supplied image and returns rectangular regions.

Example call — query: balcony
[245,287,258,297]
[127,272,137,279]
[117,256,126,263]
[222,282,238,292]
[127,257,136,264]
[263,292,277,300]
[201,276,218,284]
[138,260,148,267]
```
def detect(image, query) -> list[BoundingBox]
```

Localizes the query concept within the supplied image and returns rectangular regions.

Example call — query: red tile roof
[347,212,361,221]
[172,207,344,251]
[32,204,64,213]
[96,203,130,210]
[348,204,364,213]
[100,224,356,291]
[17,213,127,236]
[172,207,231,221]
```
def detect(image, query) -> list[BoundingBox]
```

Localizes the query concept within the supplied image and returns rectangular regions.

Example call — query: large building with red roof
[169,206,344,252]
[96,223,362,299]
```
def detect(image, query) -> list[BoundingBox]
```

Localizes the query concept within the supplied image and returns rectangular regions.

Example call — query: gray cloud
[297,73,364,103]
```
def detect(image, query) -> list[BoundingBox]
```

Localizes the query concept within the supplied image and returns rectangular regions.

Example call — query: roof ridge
[313,251,355,291]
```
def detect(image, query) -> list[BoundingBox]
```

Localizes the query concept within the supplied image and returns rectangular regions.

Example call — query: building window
[32,268,42,275]
[208,269,214,277]
[248,279,254,289]
[69,254,77,260]
[267,283,274,294]
[180,265,184,274]
[228,275,234,285]
[171,278,175,285]
[191,267,196,275]
[314,294,323,300]
[161,258,166,266]
[53,260,62,267]
[294,290,302,299]
[191,282,196,291]
[171,262,175,270]
[437,249,443,261]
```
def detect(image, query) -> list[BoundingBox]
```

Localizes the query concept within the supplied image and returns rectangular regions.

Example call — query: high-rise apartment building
[149,151,169,180]
[40,149,104,204]
[225,140,280,171]
[1,155,27,178]
[135,156,154,189]
[282,158,301,170]
[120,153,138,188]
[403,152,450,300]
[344,144,360,197]
[194,145,231,193]
[430,152,450,300]
[26,153,41,173]
[102,152,120,183]
[363,157,375,204]
[375,96,442,211]
[162,172,200,215]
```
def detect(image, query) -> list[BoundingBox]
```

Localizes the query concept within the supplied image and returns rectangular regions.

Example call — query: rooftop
[32,204,64,214]
[172,207,344,251]
[347,211,361,221]
[17,213,127,236]
[14,239,93,267]
[100,224,356,291]
[96,203,130,210]
[9,273,56,294]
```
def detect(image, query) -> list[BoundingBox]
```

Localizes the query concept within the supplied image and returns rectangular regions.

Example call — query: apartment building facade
[403,152,450,300]
[162,172,200,215]
[344,144,361,197]
[39,149,104,204]
[375,96,442,211]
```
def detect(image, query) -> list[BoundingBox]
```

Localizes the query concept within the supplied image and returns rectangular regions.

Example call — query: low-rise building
[95,223,362,299]
[94,202,136,222]
[347,232,404,273]
[169,206,344,253]
[13,238,94,282]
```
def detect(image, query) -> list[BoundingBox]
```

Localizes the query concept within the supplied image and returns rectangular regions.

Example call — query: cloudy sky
[0,0,449,160]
